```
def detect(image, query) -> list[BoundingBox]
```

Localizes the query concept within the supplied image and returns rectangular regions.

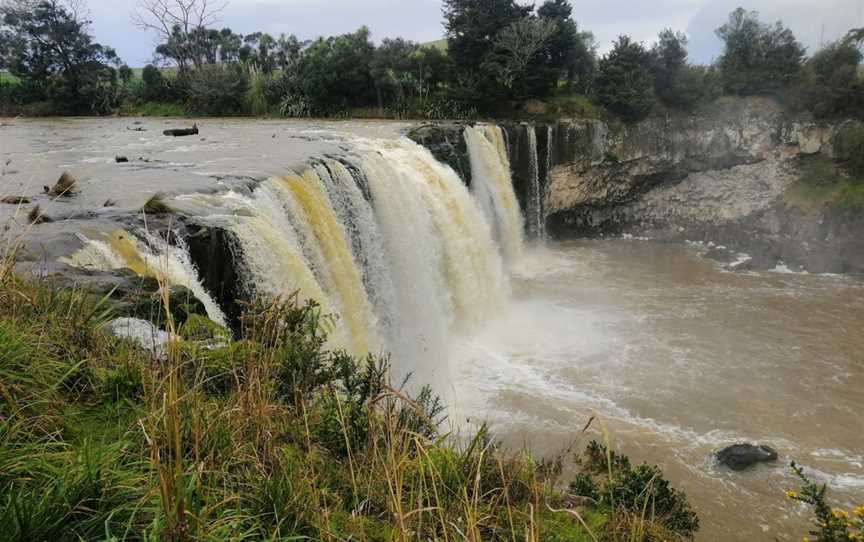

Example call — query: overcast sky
[86,0,864,67]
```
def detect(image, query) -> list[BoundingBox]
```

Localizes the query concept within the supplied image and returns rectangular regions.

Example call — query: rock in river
[716,443,778,471]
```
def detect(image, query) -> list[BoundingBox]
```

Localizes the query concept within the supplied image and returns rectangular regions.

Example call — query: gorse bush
[786,462,864,542]
[570,440,700,540]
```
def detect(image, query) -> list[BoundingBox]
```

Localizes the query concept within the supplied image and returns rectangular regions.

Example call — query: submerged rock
[716,443,778,471]
[1,196,30,204]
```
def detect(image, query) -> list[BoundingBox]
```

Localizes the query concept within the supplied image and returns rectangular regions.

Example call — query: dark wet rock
[163,124,198,137]
[185,223,245,333]
[115,155,129,163]
[28,205,51,224]
[112,277,208,328]
[45,171,78,197]
[716,444,778,471]
[407,123,473,186]
[1,196,30,204]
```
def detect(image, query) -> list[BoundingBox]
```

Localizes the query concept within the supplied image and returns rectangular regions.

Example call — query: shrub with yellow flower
[786,462,864,541]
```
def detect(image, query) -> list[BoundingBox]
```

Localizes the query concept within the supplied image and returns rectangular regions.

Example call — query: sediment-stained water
[450,239,864,541]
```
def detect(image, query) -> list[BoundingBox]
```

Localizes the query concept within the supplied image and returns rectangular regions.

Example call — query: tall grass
[246,66,270,117]
[0,236,698,540]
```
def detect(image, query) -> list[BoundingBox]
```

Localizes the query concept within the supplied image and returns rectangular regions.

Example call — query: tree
[240,32,277,72]
[715,8,805,96]
[648,29,709,110]
[482,17,556,97]
[537,0,595,94]
[0,0,122,112]
[118,63,133,84]
[442,0,531,98]
[133,0,227,70]
[371,37,419,109]
[845,27,864,46]
[796,41,864,119]
[300,26,376,114]
[595,35,655,121]
[650,30,686,103]
[184,61,246,114]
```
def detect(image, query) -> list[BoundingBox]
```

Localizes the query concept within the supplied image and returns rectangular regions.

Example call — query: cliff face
[543,98,864,273]
[544,98,828,219]
[412,97,864,274]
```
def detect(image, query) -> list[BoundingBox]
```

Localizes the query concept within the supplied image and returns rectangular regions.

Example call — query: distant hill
[421,39,448,52]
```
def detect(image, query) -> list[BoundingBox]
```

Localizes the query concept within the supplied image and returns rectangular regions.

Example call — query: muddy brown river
[451,239,864,540]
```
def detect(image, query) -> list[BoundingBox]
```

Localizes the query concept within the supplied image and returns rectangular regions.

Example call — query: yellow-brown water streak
[280,171,374,354]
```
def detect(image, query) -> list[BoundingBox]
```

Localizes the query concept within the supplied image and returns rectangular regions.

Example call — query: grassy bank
[0,238,705,541]
[785,154,864,210]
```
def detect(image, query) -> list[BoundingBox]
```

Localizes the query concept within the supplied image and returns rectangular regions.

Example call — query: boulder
[1,196,30,204]
[716,443,778,471]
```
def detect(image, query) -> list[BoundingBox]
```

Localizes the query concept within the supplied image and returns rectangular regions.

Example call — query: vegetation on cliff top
[786,123,864,210]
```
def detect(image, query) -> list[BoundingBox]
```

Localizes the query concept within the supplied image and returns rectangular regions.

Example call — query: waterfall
[541,125,552,239]
[62,229,228,327]
[313,159,398,343]
[464,125,525,261]
[525,125,544,240]
[59,129,522,375]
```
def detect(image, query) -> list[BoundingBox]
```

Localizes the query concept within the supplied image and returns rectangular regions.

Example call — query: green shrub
[571,440,700,539]
[831,121,864,177]
[183,64,249,116]
[245,66,271,116]
[795,42,864,119]
[786,462,863,542]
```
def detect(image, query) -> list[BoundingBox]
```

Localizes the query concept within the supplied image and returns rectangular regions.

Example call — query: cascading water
[62,229,227,327]
[313,159,398,343]
[464,125,525,261]
[525,125,544,240]
[63,129,520,380]
[541,125,552,239]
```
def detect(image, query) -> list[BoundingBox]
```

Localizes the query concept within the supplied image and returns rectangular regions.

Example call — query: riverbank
[0,259,710,540]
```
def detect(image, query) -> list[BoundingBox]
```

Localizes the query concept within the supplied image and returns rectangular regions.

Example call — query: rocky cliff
[413,97,864,274]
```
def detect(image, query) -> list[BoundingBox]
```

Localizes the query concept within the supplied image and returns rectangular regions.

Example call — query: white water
[464,125,525,261]
[525,125,544,239]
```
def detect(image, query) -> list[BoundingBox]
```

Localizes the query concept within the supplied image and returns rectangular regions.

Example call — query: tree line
[1,0,863,121]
